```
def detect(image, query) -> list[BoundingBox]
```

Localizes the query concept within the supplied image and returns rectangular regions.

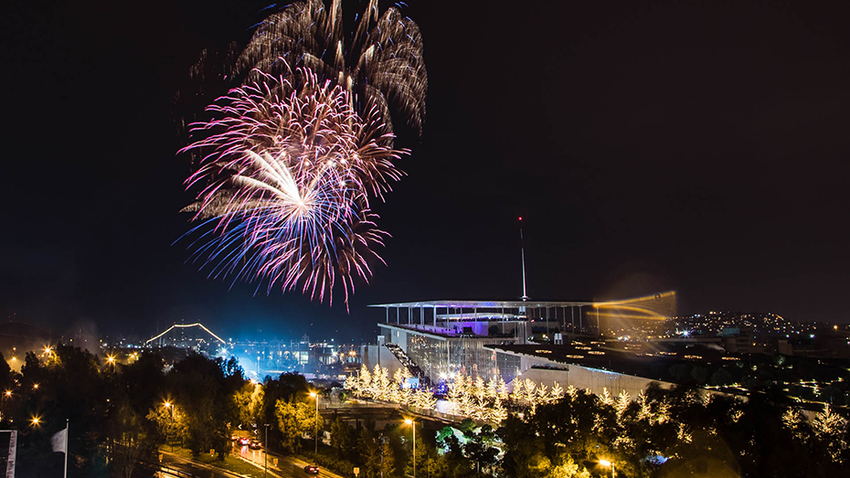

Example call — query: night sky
[2,0,849,343]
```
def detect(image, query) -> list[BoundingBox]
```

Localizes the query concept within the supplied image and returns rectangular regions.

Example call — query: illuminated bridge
[145,322,226,349]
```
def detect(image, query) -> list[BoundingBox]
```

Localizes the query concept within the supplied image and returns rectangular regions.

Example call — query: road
[134,450,246,478]
[232,443,344,478]
[131,444,345,478]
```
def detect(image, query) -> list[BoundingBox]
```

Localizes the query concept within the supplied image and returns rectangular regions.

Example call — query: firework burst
[181,1,426,306]
[181,68,408,306]
[235,0,428,135]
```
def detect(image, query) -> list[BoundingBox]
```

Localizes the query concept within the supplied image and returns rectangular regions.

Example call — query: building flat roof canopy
[369,299,597,309]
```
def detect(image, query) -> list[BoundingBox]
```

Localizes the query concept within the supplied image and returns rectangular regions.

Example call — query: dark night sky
[2,0,849,343]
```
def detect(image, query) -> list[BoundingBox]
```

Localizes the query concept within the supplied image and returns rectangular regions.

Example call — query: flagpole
[64,419,69,478]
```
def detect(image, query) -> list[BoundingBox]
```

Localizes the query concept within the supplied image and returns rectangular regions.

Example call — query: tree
[329,417,355,460]
[165,353,243,457]
[361,433,382,478]
[463,424,499,475]
[109,400,152,478]
[404,432,427,477]
[259,372,310,451]
[690,366,709,384]
[811,404,848,465]
[275,396,323,454]
[498,414,549,478]
[709,368,733,386]
[119,351,165,442]
[146,400,187,447]
[234,381,264,429]
[546,452,591,478]
[380,440,396,477]
[668,363,691,382]
[0,350,13,393]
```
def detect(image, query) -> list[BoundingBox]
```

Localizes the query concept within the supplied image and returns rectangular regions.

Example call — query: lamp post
[599,459,615,478]
[263,423,269,478]
[164,401,174,452]
[309,392,319,454]
[1,391,10,421]
[404,419,416,478]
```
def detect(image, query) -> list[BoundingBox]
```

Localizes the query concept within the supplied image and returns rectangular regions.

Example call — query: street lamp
[599,459,615,478]
[164,401,174,452]
[309,392,319,454]
[1,391,10,421]
[31,416,41,427]
[404,419,416,478]
[263,423,269,478]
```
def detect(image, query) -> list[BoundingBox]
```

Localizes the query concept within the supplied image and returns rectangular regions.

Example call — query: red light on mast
[518,216,523,221]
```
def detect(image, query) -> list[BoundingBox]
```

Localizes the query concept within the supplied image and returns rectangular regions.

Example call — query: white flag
[51,427,67,453]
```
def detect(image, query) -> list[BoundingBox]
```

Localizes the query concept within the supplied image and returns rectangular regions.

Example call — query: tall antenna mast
[519,217,529,301]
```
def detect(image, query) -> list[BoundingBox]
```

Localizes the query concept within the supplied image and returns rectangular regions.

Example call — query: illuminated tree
[535,383,550,407]
[391,368,412,404]
[411,388,437,410]
[550,382,565,402]
[448,374,472,416]
[523,379,538,406]
[372,364,391,401]
[599,387,613,406]
[356,365,371,395]
[811,404,848,463]
[614,390,630,419]
[782,406,807,441]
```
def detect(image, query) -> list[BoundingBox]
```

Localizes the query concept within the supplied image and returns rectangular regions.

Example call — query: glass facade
[406,333,514,381]
[405,333,448,381]
[496,352,522,383]
[380,322,521,382]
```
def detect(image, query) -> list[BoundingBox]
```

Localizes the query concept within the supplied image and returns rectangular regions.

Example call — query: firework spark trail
[235,0,428,135]
[181,68,408,306]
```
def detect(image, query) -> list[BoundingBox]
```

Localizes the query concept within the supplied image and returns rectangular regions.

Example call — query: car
[249,439,262,450]
[303,465,320,474]
[237,437,251,446]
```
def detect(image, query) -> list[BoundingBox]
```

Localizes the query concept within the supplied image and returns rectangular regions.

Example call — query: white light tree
[811,404,848,462]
